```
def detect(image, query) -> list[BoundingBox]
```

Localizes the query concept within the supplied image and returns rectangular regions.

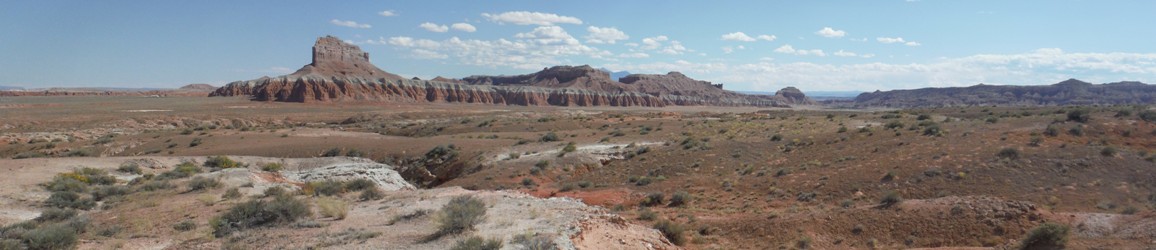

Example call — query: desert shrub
[1066,109,1090,123]
[534,160,550,169]
[1068,126,1084,136]
[204,155,242,169]
[668,191,691,207]
[559,183,575,192]
[359,188,385,201]
[638,209,658,221]
[562,142,577,153]
[1017,223,1069,250]
[13,151,48,159]
[44,191,95,210]
[260,162,284,172]
[1043,125,1060,137]
[1100,147,1117,157]
[44,175,88,193]
[837,126,848,133]
[1029,136,1043,147]
[137,180,174,191]
[840,199,854,208]
[117,163,142,174]
[345,149,366,158]
[577,181,593,188]
[451,236,503,250]
[344,179,376,192]
[322,147,343,157]
[879,191,902,207]
[1139,110,1156,122]
[521,178,536,187]
[916,114,932,120]
[884,121,905,129]
[435,195,487,236]
[34,208,77,223]
[211,195,311,237]
[922,124,944,136]
[91,185,132,201]
[222,187,243,199]
[539,132,560,142]
[173,220,196,231]
[22,224,79,250]
[641,192,665,207]
[189,138,203,147]
[653,220,686,246]
[511,234,556,250]
[985,116,999,124]
[263,186,287,197]
[316,197,349,220]
[187,176,221,191]
[310,180,346,196]
[157,162,202,180]
[425,144,459,162]
[770,134,783,141]
[997,148,1020,160]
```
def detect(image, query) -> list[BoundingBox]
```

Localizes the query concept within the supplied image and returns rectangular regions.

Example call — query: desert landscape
[4,2,1156,250]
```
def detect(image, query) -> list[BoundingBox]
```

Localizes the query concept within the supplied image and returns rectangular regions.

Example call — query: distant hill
[851,79,1156,107]
[0,86,25,91]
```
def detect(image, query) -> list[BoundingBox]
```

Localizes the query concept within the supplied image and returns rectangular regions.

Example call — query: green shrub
[189,138,203,147]
[137,180,174,191]
[310,180,346,196]
[117,163,143,174]
[653,220,686,246]
[562,142,577,153]
[879,191,902,207]
[1139,110,1156,122]
[511,234,555,250]
[344,179,376,192]
[44,191,95,210]
[435,195,487,236]
[345,149,366,158]
[173,220,196,231]
[668,191,691,207]
[884,121,905,129]
[641,192,664,207]
[1066,109,1090,123]
[997,147,1020,160]
[1101,147,1117,157]
[922,124,944,136]
[263,186,287,197]
[1068,126,1084,136]
[211,195,311,237]
[13,151,48,159]
[34,208,77,223]
[187,176,221,191]
[1017,223,1069,250]
[1043,125,1060,137]
[44,176,88,193]
[158,162,202,180]
[359,188,385,201]
[521,178,536,187]
[540,132,560,142]
[321,147,342,157]
[638,209,658,221]
[91,185,132,201]
[534,160,550,169]
[451,236,503,250]
[577,181,593,188]
[204,156,242,169]
[23,224,79,250]
[222,188,243,199]
[770,134,783,141]
[260,162,284,172]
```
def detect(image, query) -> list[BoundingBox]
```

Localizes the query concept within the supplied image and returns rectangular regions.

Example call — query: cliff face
[211,36,802,107]
[852,79,1156,108]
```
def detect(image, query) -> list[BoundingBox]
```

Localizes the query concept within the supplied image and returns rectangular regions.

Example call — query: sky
[2,0,1156,92]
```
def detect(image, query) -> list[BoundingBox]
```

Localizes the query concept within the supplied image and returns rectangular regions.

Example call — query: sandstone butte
[211,36,815,107]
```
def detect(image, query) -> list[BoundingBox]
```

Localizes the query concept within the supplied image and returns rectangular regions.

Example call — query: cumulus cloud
[481,11,582,26]
[815,27,846,38]
[833,50,857,57]
[757,35,777,41]
[383,25,609,69]
[773,45,825,56]
[618,52,649,58]
[451,23,477,32]
[378,10,396,17]
[585,26,629,44]
[721,32,755,42]
[330,19,371,29]
[640,36,668,50]
[636,35,690,55]
[419,22,449,32]
[878,37,920,46]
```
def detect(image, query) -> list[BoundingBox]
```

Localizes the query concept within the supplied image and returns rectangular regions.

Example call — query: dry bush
[316,197,349,220]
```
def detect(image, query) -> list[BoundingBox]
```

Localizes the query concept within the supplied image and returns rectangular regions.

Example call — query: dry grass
[316,197,349,220]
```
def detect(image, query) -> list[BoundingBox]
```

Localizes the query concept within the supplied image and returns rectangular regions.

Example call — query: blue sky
[2,0,1155,92]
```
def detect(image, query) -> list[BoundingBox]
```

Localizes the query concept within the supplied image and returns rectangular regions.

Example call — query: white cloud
[757,35,777,41]
[515,26,580,45]
[419,22,449,33]
[834,50,857,57]
[378,10,396,17]
[658,41,688,55]
[773,45,826,56]
[618,52,649,58]
[721,32,755,42]
[585,26,629,44]
[637,35,689,55]
[481,11,582,26]
[815,27,846,38]
[640,36,667,50]
[330,19,371,29]
[451,23,477,32]
[904,41,922,46]
[384,26,609,69]
[877,37,921,47]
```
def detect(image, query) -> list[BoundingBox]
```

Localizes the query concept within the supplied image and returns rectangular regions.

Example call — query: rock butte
[211,36,814,107]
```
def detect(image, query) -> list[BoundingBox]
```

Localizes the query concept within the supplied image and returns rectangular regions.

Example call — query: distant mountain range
[849,79,1156,107]
[741,90,863,98]
[0,86,24,91]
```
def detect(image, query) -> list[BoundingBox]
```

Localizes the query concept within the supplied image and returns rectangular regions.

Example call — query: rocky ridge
[851,79,1156,107]
[211,36,811,107]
